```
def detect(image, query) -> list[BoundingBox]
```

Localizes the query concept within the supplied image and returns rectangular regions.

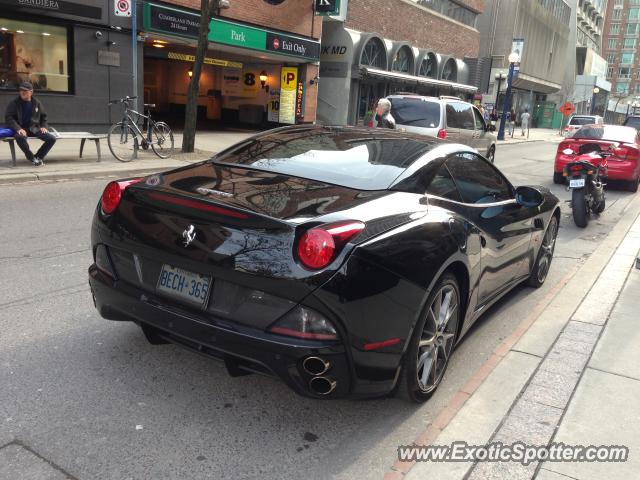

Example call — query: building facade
[316,0,484,126]
[478,0,572,127]
[0,0,138,131]
[603,0,640,99]
[0,0,322,132]
[142,0,321,127]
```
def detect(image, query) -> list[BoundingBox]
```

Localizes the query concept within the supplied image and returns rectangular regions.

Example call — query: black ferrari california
[89,125,560,402]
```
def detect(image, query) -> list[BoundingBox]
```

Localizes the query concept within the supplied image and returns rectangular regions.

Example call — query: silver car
[386,94,497,163]
[563,115,604,137]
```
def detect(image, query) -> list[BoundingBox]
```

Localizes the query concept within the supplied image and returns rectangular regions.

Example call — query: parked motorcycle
[561,148,608,228]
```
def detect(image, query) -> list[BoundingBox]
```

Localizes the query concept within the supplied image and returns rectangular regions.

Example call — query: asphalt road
[0,141,637,480]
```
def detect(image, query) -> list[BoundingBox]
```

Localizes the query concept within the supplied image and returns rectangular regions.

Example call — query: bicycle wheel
[108,123,138,162]
[150,122,174,158]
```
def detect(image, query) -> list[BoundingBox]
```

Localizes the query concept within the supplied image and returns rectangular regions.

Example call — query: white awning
[360,67,478,93]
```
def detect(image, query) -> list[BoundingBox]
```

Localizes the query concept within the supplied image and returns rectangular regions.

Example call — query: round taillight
[101,181,122,214]
[297,228,335,270]
[437,129,447,139]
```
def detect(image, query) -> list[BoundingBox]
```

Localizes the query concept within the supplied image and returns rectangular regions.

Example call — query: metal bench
[2,127,107,166]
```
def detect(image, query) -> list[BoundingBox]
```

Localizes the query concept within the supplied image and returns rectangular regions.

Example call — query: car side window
[446,102,475,130]
[425,164,463,202]
[472,107,486,131]
[445,153,514,204]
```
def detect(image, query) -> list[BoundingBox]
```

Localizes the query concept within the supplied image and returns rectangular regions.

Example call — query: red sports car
[554,124,640,192]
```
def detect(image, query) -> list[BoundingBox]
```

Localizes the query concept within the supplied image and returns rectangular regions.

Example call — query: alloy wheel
[536,217,558,284]
[416,285,459,393]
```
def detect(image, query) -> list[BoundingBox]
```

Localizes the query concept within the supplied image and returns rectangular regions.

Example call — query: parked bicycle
[107,96,174,162]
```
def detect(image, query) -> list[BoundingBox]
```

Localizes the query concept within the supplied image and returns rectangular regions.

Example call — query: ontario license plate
[569,178,585,188]
[157,264,211,307]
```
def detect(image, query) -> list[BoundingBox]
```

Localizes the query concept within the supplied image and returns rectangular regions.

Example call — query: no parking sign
[114,0,132,17]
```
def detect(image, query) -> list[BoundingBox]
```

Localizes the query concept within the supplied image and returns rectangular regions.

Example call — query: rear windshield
[624,117,640,129]
[389,98,441,128]
[569,116,596,126]
[213,129,437,190]
[573,125,637,143]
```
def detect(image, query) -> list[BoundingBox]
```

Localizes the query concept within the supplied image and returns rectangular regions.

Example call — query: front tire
[397,273,460,403]
[572,188,589,228]
[526,215,558,288]
[150,122,174,158]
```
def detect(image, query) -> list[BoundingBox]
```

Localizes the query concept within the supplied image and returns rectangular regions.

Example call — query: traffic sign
[559,102,575,116]
[114,0,132,17]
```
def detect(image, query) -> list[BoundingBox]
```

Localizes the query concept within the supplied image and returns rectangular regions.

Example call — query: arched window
[392,46,413,73]
[442,58,458,82]
[419,53,437,78]
[361,38,386,69]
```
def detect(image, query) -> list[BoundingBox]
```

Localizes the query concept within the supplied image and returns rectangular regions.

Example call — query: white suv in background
[384,94,497,163]
[563,115,604,136]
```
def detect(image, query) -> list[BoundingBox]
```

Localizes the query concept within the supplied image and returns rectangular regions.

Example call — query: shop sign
[279,67,298,125]
[295,81,305,119]
[210,19,320,61]
[222,69,243,96]
[209,20,266,51]
[221,68,261,97]
[315,0,340,16]
[165,52,242,69]
[241,69,261,97]
[98,50,120,67]
[0,0,102,19]
[268,89,280,122]
[144,3,200,39]
[266,32,321,60]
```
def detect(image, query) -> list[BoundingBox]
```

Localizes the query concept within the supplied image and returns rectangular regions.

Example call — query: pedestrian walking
[520,108,531,138]
[508,109,516,137]
[4,82,56,166]
[374,98,396,129]
[489,109,498,132]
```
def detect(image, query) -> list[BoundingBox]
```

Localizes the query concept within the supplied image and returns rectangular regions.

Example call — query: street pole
[132,0,138,102]
[497,62,515,141]
[495,76,503,111]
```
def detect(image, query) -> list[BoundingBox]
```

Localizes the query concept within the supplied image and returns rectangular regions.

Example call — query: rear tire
[553,172,564,185]
[397,273,460,403]
[625,177,639,193]
[572,188,589,228]
[150,122,174,158]
[526,216,558,288]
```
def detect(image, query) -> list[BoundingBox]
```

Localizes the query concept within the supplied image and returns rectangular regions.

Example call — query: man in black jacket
[4,82,56,166]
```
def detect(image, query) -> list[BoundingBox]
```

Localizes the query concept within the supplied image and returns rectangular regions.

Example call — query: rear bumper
[554,154,639,181]
[88,265,396,399]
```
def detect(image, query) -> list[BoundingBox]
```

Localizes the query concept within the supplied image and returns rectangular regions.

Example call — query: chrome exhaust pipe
[303,356,331,376]
[309,376,337,396]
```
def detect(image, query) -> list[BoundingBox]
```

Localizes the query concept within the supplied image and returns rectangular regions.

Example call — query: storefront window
[0,18,70,93]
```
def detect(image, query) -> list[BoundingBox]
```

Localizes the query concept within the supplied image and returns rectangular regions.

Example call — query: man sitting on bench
[4,82,56,167]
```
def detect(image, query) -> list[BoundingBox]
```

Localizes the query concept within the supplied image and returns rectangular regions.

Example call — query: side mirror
[515,186,544,208]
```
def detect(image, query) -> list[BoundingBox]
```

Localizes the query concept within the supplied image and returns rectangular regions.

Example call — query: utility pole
[132,0,138,102]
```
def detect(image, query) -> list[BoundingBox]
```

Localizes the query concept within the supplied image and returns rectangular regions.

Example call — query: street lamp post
[627,101,632,118]
[497,53,520,141]
[495,71,506,111]
[590,87,600,115]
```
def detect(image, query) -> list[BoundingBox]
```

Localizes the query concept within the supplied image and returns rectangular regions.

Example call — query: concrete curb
[385,192,640,480]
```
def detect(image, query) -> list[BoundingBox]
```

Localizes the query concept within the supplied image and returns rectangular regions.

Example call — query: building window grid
[610,23,621,35]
